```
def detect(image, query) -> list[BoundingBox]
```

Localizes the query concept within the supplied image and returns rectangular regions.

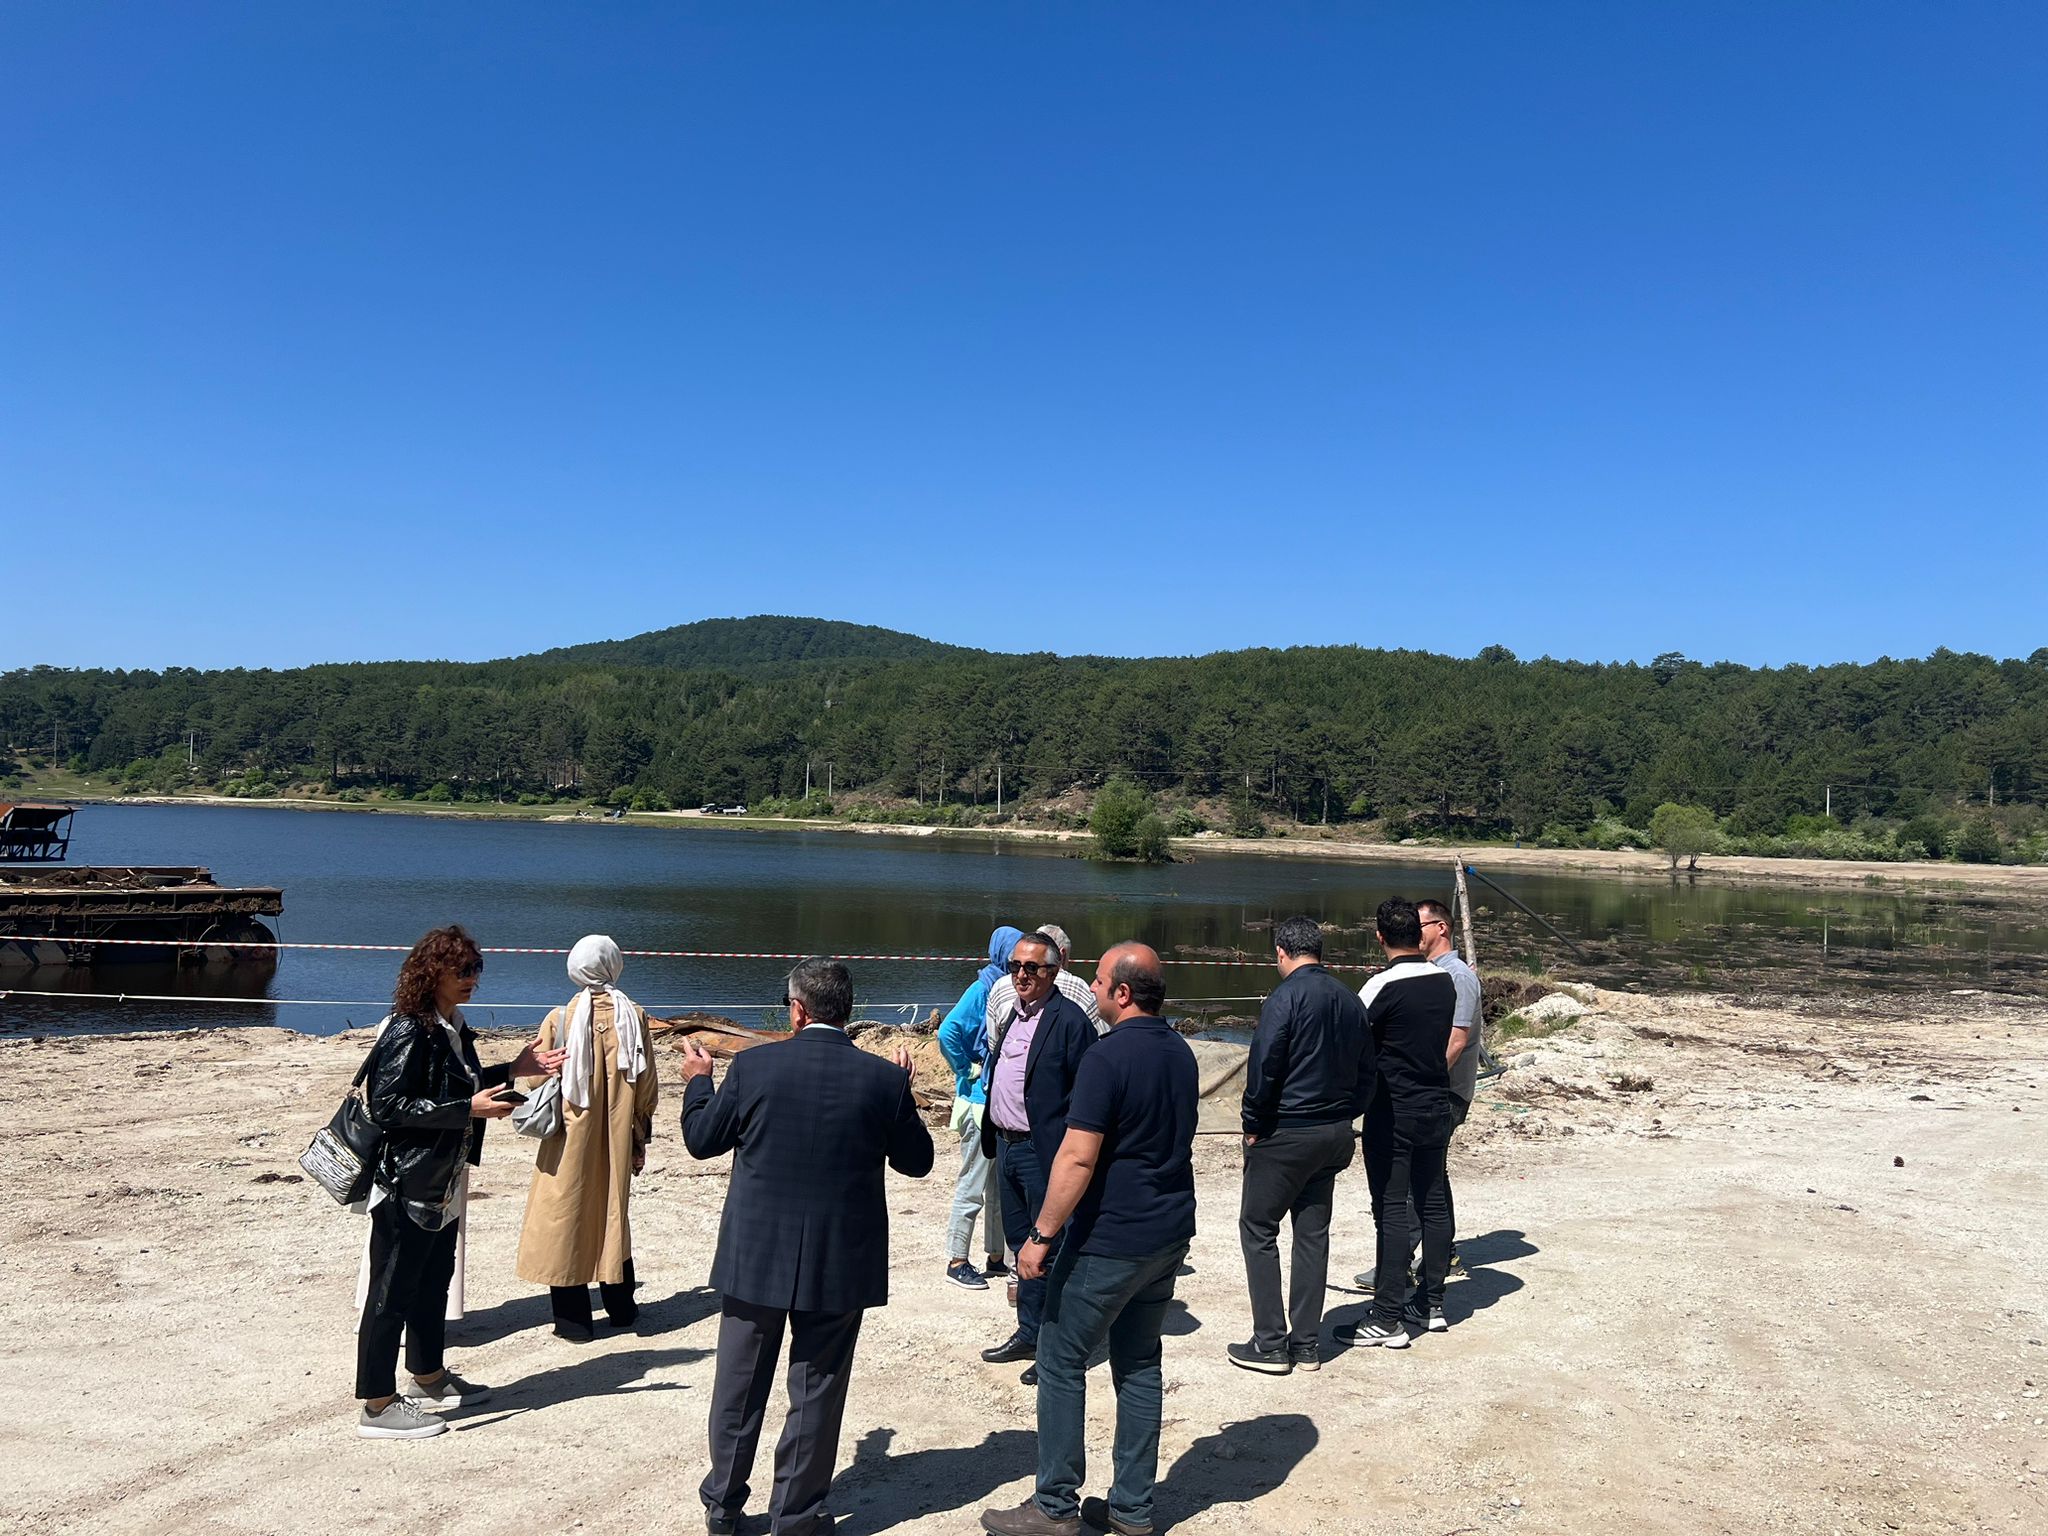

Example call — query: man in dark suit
[978,930,1098,1372]
[679,957,934,1536]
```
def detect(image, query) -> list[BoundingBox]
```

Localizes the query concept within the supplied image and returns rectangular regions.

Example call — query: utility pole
[805,760,811,798]
[1824,784,1831,820]
[827,761,833,798]
[939,756,946,807]
[996,761,1003,817]
[187,731,197,772]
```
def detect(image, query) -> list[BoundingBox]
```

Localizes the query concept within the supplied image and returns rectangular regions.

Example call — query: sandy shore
[4,986,2043,1534]
[71,791,2048,901]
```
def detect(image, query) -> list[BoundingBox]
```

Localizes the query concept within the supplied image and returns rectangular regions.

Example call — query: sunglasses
[1006,960,1055,977]
[456,961,484,979]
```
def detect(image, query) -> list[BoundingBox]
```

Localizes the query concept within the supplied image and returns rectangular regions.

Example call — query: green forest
[5,617,2046,863]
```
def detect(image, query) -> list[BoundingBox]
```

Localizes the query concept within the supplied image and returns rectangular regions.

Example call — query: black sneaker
[983,1256,1011,1279]
[947,1259,991,1291]
[1225,1340,1292,1375]
[1289,1341,1321,1372]
[1426,1307,1447,1333]
[1334,1317,1410,1350]
[704,1512,738,1536]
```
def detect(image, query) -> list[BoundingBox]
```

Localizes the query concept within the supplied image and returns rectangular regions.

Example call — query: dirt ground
[2,986,2043,1535]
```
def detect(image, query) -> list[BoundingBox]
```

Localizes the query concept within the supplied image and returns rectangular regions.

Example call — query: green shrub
[420,782,454,803]
[1585,816,1648,851]
[1648,803,1722,870]
[1168,808,1208,837]
[1091,777,1152,859]
[1229,798,1267,839]
[1894,815,1948,860]
[629,788,673,812]
[1536,823,1583,849]
[1955,817,2004,864]
[1133,813,1171,863]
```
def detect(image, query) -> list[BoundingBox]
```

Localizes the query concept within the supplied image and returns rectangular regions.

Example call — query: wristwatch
[1026,1224,1056,1247]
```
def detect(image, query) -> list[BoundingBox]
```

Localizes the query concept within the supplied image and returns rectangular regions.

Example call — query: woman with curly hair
[353,924,565,1440]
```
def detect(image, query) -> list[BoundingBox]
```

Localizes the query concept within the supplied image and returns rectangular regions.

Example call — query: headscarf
[978,926,1025,989]
[560,934,648,1110]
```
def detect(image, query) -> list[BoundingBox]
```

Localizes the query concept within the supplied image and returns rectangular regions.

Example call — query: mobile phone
[493,1088,528,1106]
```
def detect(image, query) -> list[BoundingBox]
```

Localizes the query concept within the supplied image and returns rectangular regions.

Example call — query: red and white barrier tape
[0,932,1367,968]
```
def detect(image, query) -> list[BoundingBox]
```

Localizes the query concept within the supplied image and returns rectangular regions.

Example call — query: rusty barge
[0,804,283,971]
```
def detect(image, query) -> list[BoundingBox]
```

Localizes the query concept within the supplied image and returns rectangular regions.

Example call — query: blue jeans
[997,1137,1057,1341]
[1034,1241,1188,1529]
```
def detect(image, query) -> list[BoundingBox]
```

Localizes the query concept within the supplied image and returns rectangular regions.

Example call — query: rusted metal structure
[0,803,75,862]
[0,805,283,971]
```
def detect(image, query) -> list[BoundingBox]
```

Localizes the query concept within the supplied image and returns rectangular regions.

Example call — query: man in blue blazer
[680,957,934,1536]
[978,931,1098,1371]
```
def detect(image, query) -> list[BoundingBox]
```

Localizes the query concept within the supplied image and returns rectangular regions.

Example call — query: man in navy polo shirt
[980,942,1198,1536]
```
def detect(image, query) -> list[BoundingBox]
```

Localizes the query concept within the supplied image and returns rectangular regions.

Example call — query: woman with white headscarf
[515,935,659,1339]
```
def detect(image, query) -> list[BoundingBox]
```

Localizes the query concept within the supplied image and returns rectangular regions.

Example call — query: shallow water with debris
[3,802,2042,1037]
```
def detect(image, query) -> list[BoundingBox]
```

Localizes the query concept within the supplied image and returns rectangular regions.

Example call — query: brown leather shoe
[980,1498,1081,1536]
[1081,1496,1154,1536]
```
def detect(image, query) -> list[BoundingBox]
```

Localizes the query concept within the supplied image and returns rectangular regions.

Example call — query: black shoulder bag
[299,1042,385,1206]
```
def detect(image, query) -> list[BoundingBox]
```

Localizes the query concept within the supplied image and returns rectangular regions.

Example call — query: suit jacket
[979,990,1097,1168]
[681,1026,934,1313]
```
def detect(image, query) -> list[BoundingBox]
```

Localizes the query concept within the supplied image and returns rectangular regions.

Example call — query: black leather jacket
[365,1013,511,1213]
[1241,964,1373,1137]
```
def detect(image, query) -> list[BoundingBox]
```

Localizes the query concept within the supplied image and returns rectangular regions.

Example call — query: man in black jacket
[978,931,1097,1371]
[1227,914,1372,1374]
[680,957,934,1536]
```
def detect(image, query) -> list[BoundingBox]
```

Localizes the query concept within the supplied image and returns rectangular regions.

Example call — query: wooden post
[1452,855,1479,968]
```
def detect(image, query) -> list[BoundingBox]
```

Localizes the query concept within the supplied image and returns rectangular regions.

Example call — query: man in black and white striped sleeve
[1336,897,1459,1350]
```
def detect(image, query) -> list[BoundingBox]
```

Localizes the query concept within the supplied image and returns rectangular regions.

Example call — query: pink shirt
[988,996,1047,1133]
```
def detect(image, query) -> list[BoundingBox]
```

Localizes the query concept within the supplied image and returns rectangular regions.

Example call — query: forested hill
[4,618,2046,856]
[525,615,980,672]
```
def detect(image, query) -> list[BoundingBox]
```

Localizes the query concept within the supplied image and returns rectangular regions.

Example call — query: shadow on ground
[831,1425,1038,1536]
[1154,1412,1319,1529]
[454,1284,721,1346]
[1325,1227,1534,1337]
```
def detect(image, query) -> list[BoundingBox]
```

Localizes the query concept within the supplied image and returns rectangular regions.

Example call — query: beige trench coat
[515,994,659,1288]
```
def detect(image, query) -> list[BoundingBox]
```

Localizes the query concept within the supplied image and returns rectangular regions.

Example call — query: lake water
[3,803,2044,1037]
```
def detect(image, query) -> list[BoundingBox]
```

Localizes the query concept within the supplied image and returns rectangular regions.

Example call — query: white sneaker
[357,1396,449,1439]
[406,1369,490,1410]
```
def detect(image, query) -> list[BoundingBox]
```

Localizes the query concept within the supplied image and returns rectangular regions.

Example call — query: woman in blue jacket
[936,925,1022,1289]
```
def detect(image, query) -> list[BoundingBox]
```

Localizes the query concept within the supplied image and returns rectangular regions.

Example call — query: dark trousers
[1238,1120,1357,1353]
[551,1257,640,1330]
[1035,1242,1188,1530]
[355,1200,459,1399]
[1401,1094,1470,1264]
[997,1136,1059,1343]
[702,1297,865,1536]
[1364,1111,1451,1322]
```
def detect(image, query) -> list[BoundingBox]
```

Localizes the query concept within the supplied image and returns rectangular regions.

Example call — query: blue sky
[2,3,2041,671]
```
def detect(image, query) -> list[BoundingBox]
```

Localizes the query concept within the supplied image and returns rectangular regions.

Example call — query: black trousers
[1402,1094,1470,1263]
[702,1297,865,1536]
[355,1200,460,1399]
[1363,1110,1451,1322]
[1238,1121,1357,1353]
[551,1258,640,1331]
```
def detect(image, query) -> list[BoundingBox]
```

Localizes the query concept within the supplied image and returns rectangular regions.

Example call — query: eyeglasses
[1006,960,1054,977]
[1421,918,1448,929]
[457,961,484,979]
